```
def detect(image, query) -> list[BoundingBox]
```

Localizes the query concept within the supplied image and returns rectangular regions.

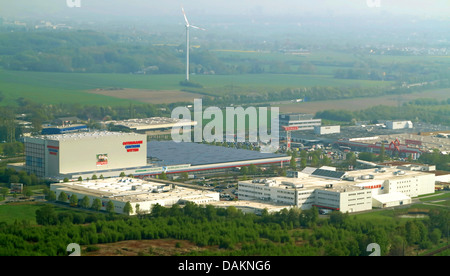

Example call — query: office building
[238,166,435,213]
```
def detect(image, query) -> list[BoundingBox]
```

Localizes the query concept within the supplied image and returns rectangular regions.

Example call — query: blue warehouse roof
[147,141,288,166]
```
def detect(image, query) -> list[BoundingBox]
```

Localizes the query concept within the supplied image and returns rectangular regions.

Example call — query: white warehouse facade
[23,132,147,179]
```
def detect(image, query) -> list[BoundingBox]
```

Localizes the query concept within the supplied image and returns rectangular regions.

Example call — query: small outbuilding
[372,192,411,209]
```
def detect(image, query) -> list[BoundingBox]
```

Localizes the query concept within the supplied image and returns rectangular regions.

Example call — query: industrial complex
[49,161,440,215]
[285,118,450,159]
[238,164,436,213]
[8,112,449,216]
[13,130,291,181]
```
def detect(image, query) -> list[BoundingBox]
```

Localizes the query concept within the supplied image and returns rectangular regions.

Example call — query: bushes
[2,203,449,256]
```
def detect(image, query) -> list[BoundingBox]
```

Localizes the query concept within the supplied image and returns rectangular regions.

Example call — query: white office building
[279,113,322,131]
[386,121,413,130]
[238,166,435,213]
[314,125,341,135]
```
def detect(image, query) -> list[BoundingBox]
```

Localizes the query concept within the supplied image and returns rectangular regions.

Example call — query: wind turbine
[182,6,205,81]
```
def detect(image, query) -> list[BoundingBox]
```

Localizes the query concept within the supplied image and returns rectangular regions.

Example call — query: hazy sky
[1,0,449,20]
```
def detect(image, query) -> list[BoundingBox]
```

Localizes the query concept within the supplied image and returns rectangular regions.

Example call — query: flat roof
[51,177,217,203]
[42,124,86,130]
[373,192,411,203]
[240,167,431,193]
[106,117,196,131]
[39,131,144,141]
[147,141,289,166]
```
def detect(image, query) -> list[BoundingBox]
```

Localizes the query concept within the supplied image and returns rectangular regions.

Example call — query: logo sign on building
[282,126,299,131]
[123,140,143,152]
[96,154,108,166]
[47,145,59,156]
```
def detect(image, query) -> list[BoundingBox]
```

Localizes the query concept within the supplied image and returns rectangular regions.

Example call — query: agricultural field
[0,43,448,111]
[0,69,195,106]
[87,88,203,104]
[0,67,393,106]
[277,87,450,114]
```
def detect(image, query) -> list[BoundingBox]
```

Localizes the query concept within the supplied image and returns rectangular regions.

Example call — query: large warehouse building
[23,132,147,179]
[238,165,435,213]
[16,131,290,180]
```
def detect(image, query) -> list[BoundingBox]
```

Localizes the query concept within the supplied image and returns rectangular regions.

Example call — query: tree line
[0,202,447,256]
[2,29,450,87]
[316,98,450,127]
[0,98,174,141]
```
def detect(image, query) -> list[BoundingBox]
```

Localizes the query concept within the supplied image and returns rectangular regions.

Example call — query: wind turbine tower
[182,7,205,81]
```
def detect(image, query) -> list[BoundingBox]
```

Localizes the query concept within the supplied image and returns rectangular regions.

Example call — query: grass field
[0,202,44,225]
[0,68,393,106]
[1,45,449,107]
[419,192,450,207]
[191,73,392,94]
[277,87,450,114]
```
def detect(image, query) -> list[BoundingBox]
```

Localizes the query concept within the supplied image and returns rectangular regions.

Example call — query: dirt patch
[88,88,203,104]
[82,239,212,256]
[278,89,450,114]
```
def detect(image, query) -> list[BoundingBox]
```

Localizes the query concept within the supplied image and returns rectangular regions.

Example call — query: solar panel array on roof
[147,141,287,166]
[301,167,317,175]
[311,169,346,180]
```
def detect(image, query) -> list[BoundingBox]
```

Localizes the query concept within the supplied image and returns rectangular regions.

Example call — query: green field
[191,73,392,94]
[0,68,393,106]
[0,69,171,106]
[419,192,450,207]
[0,203,44,225]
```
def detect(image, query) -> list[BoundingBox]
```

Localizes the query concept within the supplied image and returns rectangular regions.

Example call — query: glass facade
[25,142,46,177]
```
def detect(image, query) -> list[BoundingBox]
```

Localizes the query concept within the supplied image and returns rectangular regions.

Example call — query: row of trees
[0,167,44,186]
[419,149,450,172]
[0,202,447,256]
[43,190,133,217]
[316,99,450,127]
[0,98,174,141]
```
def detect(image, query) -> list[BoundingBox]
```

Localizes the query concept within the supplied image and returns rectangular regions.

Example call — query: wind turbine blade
[190,25,206,31]
[181,7,189,26]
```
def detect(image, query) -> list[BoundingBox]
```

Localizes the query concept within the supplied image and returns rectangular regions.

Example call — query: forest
[0,202,448,256]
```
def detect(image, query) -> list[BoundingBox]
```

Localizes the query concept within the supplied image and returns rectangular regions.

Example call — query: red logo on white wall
[123,141,143,152]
